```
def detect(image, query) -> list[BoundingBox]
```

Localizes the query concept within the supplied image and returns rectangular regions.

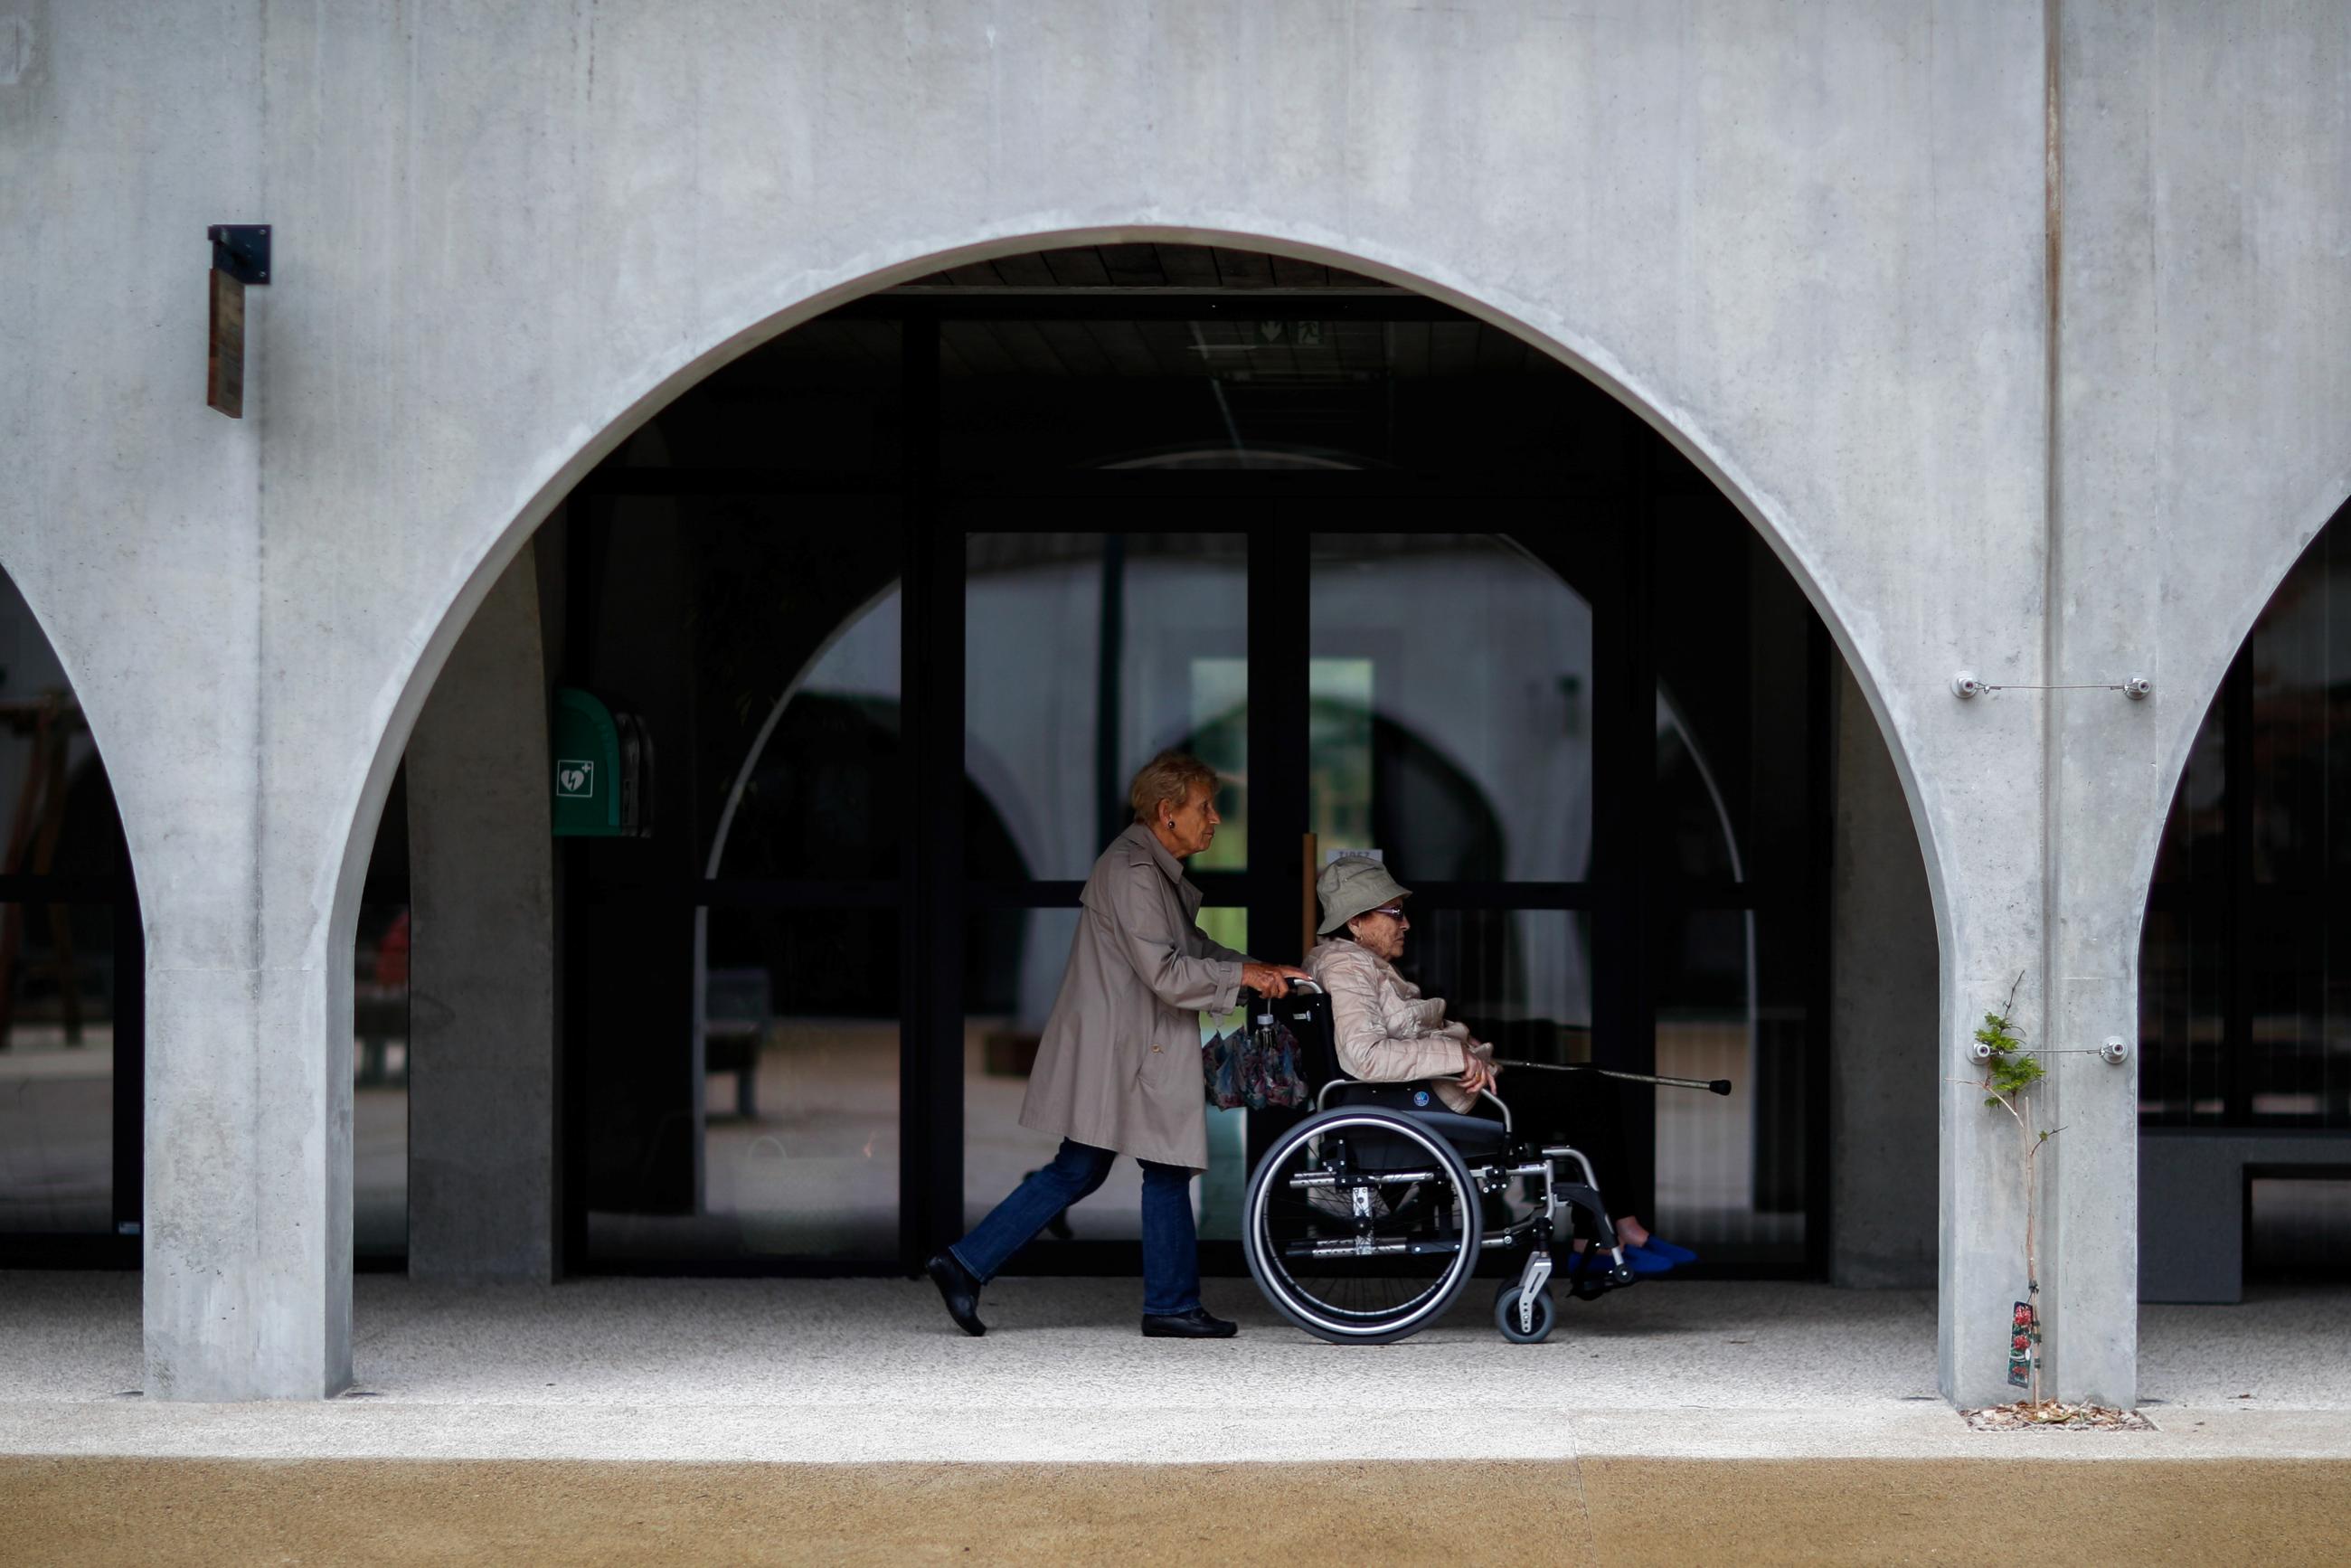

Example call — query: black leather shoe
[926,1252,986,1337]
[1140,1308,1237,1338]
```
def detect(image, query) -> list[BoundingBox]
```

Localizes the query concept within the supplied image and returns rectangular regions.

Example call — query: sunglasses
[1366,905,1409,921]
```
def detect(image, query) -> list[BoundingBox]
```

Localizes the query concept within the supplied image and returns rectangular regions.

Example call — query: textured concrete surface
[1828,665,1940,1289]
[3,2,2348,1404]
[2,1275,2345,1467]
[6,1456,2350,1567]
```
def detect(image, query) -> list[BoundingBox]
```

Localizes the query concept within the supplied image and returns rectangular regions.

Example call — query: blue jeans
[950,1138,1203,1317]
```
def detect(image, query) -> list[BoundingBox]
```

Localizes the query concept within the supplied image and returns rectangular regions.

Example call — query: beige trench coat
[1018,823,1249,1171]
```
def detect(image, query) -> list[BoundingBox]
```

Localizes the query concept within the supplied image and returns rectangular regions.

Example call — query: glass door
[957,521,1256,1261]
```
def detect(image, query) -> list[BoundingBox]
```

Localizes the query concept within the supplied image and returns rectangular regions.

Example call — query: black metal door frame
[555,290,1833,1281]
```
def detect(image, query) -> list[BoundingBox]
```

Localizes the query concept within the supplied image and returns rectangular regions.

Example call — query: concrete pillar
[1919,652,2054,1407]
[1828,666,1938,1288]
[404,543,557,1281]
[2037,727,2144,1408]
[144,952,354,1400]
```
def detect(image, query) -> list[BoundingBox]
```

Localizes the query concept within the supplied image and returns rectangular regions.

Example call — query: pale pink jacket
[1305,939,1497,1113]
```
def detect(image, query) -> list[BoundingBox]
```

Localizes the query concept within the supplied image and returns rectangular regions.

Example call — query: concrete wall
[1,0,2346,1403]
[404,544,556,1283]
[1830,666,1939,1289]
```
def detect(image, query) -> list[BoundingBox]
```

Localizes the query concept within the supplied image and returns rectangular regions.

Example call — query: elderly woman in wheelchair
[1240,857,1692,1345]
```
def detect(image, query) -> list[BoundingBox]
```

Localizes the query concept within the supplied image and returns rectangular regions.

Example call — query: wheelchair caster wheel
[1493,1282,1556,1344]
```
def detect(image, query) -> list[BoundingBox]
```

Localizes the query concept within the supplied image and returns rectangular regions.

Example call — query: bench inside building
[2140,1132,2351,1303]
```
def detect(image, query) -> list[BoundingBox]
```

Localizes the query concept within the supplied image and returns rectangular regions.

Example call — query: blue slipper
[1635,1237,1699,1265]
[1589,1251,1683,1279]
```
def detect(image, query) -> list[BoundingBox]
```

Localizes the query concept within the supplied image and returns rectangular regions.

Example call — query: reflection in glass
[353,903,410,1256]
[693,522,904,881]
[2244,913,2346,1123]
[1308,534,1591,881]
[2137,907,2226,1122]
[589,908,899,1261]
[1650,910,1807,1261]
[965,534,1248,881]
[1655,691,1742,882]
[2152,702,2226,884]
[2249,524,2351,883]
[0,901,114,1233]
[2143,505,2351,1132]
[1378,909,1591,1044]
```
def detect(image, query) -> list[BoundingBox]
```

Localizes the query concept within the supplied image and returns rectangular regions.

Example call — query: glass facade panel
[1649,515,1819,888]
[2248,521,2351,884]
[2138,904,2228,1122]
[1655,695,1742,883]
[2243,907,2347,1123]
[694,526,905,882]
[1308,534,1592,882]
[0,900,115,1233]
[2153,699,2226,885]
[1649,910,1808,1263]
[2143,503,2351,1136]
[965,534,1248,881]
[1379,909,1591,1043]
[588,907,899,1261]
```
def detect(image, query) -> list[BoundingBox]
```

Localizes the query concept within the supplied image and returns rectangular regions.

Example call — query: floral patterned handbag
[1202,998,1310,1111]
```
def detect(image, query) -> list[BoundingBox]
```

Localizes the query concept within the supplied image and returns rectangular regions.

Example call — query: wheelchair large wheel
[1243,1106,1483,1345]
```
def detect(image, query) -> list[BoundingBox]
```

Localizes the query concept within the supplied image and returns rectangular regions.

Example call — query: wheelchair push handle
[1492,1058,1733,1096]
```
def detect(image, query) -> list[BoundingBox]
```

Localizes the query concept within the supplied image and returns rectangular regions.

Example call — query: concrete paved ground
[5,1273,2346,1563]
[2,1272,2346,1463]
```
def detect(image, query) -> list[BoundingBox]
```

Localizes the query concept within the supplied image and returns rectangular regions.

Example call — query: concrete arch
[332,223,1951,987]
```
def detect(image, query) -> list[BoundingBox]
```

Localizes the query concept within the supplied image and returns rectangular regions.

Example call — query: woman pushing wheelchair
[927,751,1309,1340]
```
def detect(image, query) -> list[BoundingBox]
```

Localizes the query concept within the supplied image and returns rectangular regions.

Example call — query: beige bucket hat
[1316,855,1412,935]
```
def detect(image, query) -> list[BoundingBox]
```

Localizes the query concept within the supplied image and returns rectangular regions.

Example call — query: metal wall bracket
[208,224,271,285]
[1951,670,2150,701]
[2100,1035,2129,1066]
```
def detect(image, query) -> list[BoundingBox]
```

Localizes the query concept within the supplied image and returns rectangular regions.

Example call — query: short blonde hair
[1129,751,1219,823]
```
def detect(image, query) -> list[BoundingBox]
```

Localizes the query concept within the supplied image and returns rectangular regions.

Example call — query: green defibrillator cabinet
[552,686,653,837]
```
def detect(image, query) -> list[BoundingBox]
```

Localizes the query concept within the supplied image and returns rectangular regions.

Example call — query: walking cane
[1489,1059,1733,1096]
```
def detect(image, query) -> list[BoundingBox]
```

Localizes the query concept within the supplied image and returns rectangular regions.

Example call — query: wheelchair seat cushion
[1323,1082,1507,1159]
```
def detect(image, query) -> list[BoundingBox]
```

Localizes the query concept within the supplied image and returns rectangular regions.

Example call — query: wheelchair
[1242,979,1635,1346]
